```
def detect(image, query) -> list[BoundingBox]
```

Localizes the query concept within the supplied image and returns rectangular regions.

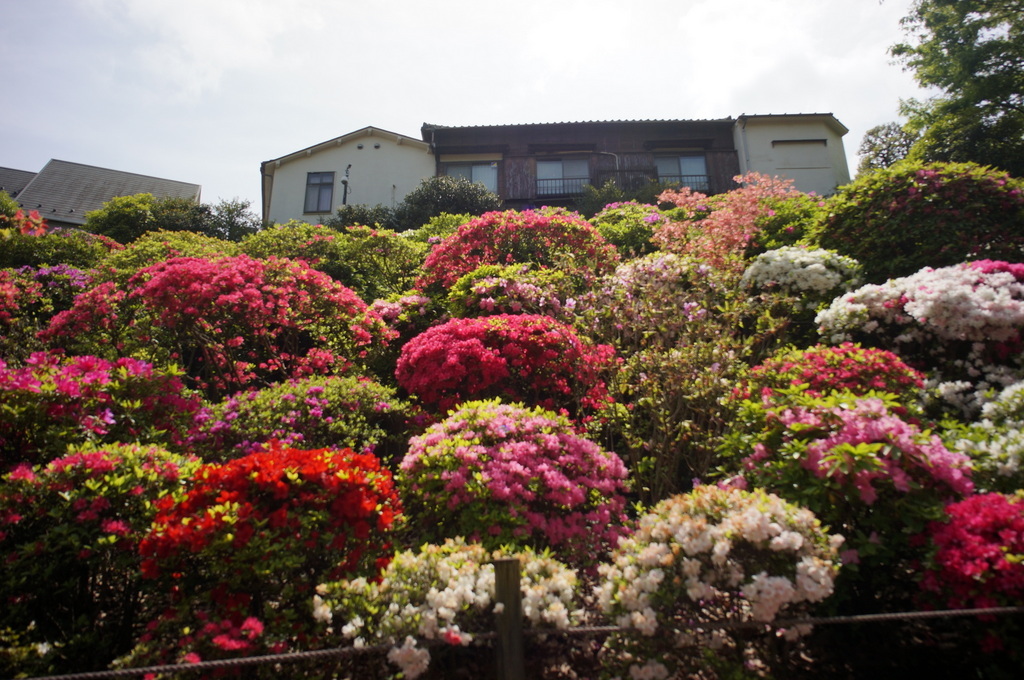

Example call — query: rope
[10,606,1024,680]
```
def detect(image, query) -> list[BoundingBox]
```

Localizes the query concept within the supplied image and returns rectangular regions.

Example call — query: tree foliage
[892,0,1024,175]
[856,122,919,175]
[392,176,501,232]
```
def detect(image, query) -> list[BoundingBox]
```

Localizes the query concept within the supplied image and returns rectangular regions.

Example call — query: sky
[1,0,931,209]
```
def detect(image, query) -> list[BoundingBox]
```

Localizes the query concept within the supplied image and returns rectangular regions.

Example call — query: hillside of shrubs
[2,161,1024,679]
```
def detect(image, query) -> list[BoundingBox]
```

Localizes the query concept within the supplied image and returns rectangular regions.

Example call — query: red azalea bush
[41,255,394,398]
[395,313,617,416]
[0,443,200,676]
[919,493,1024,611]
[738,343,926,404]
[1,265,94,361]
[398,399,631,564]
[0,351,202,469]
[132,443,401,668]
[917,492,1024,657]
[417,208,619,291]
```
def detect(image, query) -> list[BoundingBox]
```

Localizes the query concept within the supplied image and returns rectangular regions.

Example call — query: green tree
[392,176,501,232]
[208,198,261,241]
[891,0,1024,176]
[0,190,18,220]
[856,122,918,175]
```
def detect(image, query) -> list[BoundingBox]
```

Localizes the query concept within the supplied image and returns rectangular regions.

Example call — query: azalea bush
[366,290,447,385]
[719,389,974,607]
[189,374,413,463]
[653,172,807,272]
[446,263,578,322]
[131,443,401,670]
[0,443,200,676]
[397,400,630,564]
[0,225,122,270]
[597,485,841,680]
[42,255,394,398]
[943,380,1024,493]
[744,192,828,256]
[916,492,1024,663]
[94,229,240,282]
[816,260,1024,418]
[0,351,202,469]
[741,246,862,344]
[812,161,1024,283]
[332,225,428,303]
[588,200,667,257]
[395,314,617,417]
[0,265,94,361]
[737,342,926,406]
[316,537,580,679]
[595,343,749,505]
[417,208,619,292]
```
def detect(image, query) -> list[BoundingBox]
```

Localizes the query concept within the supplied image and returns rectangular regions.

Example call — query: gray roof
[0,166,37,199]
[14,159,202,226]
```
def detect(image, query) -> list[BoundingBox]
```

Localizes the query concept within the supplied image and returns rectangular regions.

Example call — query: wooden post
[493,557,526,680]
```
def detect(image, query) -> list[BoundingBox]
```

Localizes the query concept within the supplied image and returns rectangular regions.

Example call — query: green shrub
[324,203,397,230]
[239,220,349,281]
[400,212,471,245]
[0,227,122,270]
[811,161,1024,282]
[393,176,501,232]
[445,263,578,321]
[83,194,212,245]
[335,225,428,303]
[94,229,239,282]
[588,201,666,257]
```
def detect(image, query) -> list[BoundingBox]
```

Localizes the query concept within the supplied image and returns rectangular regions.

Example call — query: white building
[260,126,434,226]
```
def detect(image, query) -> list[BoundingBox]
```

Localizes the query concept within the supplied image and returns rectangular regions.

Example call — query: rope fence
[7,558,1024,680]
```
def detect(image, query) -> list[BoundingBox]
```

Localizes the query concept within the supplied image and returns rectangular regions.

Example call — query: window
[655,155,709,191]
[448,163,499,193]
[304,172,335,213]
[536,159,590,196]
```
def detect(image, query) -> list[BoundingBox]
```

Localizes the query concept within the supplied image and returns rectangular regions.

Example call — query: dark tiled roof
[0,166,37,198]
[420,118,736,139]
[15,159,202,226]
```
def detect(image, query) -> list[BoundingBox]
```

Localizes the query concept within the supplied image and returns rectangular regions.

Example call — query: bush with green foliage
[587,201,666,257]
[811,161,1024,283]
[445,263,578,322]
[94,229,239,283]
[0,443,201,676]
[0,190,18,220]
[0,226,122,270]
[943,380,1024,494]
[0,265,93,362]
[400,212,471,245]
[240,220,349,280]
[324,203,397,231]
[392,176,502,232]
[334,225,429,303]
[84,194,207,244]
[189,374,413,463]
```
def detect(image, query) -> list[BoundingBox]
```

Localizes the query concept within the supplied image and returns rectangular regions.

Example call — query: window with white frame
[536,159,590,196]
[304,172,335,213]
[447,163,499,193]
[655,155,709,191]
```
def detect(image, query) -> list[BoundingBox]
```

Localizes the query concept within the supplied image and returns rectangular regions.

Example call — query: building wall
[265,129,435,225]
[733,116,851,195]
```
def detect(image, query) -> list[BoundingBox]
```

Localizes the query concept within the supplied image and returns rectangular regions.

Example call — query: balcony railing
[656,174,711,192]
[536,177,590,196]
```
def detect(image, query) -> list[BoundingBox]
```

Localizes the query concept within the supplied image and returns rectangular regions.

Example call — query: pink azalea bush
[737,343,925,405]
[0,351,202,469]
[189,374,412,463]
[445,263,579,322]
[417,208,619,291]
[720,389,973,585]
[131,442,401,671]
[398,399,630,564]
[42,255,394,398]
[395,314,617,417]
[0,443,201,676]
[598,485,842,679]
[816,260,1024,417]
[653,172,807,272]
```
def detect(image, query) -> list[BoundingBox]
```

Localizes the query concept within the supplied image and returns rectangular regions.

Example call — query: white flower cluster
[947,380,1024,490]
[317,538,579,678]
[742,246,862,308]
[817,263,1024,416]
[597,486,841,679]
